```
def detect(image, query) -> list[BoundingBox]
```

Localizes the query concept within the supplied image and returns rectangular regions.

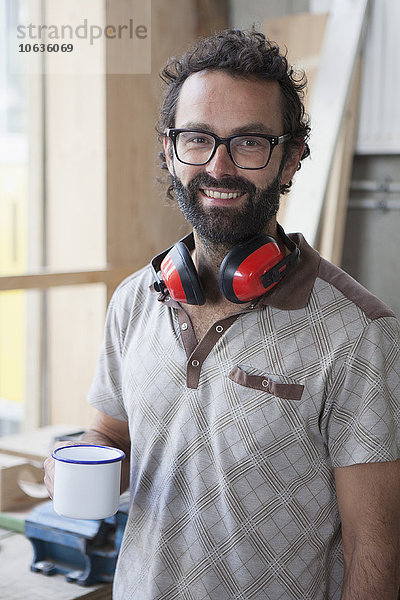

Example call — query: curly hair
[157,28,311,196]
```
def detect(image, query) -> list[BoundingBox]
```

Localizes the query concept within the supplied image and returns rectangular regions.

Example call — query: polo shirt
[87,231,400,600]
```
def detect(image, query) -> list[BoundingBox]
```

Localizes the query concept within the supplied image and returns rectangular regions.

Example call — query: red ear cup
[218,235,285,303]
[160,242,205,305]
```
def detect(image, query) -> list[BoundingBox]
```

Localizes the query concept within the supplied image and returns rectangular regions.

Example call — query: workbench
[0,526,112,600]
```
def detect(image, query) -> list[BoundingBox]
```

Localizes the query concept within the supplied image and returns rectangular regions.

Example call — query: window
[0,0,125,434]
[0,0,30,434]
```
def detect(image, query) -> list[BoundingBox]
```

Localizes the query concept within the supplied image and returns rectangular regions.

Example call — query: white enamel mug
[52,444,125,520]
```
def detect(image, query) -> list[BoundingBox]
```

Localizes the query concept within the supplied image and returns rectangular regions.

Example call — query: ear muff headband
[160,242,205,305]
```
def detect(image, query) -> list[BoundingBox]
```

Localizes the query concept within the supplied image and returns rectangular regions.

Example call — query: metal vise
[25,500,128,586]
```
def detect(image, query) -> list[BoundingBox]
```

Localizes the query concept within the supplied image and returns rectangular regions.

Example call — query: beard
[171,170,282,247]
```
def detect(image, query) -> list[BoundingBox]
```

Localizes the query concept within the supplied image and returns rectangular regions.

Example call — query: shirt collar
[257,232,320,310]
[150,229,320,311]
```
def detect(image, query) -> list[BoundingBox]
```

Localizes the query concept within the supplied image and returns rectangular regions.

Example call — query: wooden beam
[264,12,328,226]
[0,266,135,292]
[193,0,229,37]
[282,0,369,244]
[105,0,229,278]
[265,11,328,110]
[317,57,362,264]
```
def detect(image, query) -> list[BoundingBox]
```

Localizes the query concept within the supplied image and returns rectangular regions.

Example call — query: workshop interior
[0,0,399,598]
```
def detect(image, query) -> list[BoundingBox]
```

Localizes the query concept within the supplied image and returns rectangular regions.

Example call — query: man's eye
[239,138,261,147]
[188,136,210,144]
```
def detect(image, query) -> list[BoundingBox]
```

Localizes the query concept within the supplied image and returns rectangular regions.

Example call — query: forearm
[341,545,400,600]
[44,412,131,498]
[80,426,130,494]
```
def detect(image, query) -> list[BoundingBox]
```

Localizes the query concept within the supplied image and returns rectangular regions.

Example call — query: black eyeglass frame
[166,128,291,170]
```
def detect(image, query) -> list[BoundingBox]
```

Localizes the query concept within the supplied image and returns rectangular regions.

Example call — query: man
[45,29,400,599]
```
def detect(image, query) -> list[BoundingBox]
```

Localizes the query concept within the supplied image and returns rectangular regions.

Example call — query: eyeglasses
[166,128,291,170]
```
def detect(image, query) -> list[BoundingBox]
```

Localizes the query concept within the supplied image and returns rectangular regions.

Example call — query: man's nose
[205,143,237,179]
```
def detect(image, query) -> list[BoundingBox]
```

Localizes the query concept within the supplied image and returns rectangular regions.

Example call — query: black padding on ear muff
[219,235,276,303]
[169,242,206,305]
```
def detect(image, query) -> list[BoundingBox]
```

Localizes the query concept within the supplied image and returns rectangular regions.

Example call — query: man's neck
[191,217,280,305]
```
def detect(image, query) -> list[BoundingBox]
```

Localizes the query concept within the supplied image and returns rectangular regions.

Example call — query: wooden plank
[193,0,229,37]
[42,0,108,432]
[282,0,369,244]
[0,530,111,599]
[0,454,46,512]
[265,11,328,108]
[317,57,363,264]
[0,266,135,292]
[264,12,328,225]
[24,0,44,432]
[105,0,229,278]
[0,425,82,462]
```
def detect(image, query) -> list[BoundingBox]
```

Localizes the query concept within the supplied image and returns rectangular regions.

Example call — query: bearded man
[45,29,400,600]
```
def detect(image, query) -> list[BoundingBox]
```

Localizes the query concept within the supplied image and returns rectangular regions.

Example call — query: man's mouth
[201,188,244,200]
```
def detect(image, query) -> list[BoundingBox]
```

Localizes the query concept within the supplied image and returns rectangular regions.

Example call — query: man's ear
[280,142,305,187]
[163,136,174,175]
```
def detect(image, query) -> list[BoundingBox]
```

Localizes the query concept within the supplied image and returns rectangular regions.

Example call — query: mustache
[187,173,257,195]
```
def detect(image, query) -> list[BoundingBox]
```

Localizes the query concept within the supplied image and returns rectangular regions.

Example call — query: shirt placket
[174,304,259,389]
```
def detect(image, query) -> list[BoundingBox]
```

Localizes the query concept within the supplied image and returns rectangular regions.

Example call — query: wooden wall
[106,0,229,272]
[45,0,228,428]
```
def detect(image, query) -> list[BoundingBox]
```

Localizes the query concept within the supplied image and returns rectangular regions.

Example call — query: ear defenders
[152,224,299,305]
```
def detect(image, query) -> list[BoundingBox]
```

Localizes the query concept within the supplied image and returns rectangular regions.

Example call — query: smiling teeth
[203,189,241,199]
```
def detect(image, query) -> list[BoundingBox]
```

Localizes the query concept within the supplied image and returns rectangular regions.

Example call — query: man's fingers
[43,440,85,499]
[43,455,55,498]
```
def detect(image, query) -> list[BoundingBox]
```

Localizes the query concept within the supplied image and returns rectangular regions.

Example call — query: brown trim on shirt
[318,257,395,320]
[229,365,304,400]
[150,228,395,322]
[184,314,240,389]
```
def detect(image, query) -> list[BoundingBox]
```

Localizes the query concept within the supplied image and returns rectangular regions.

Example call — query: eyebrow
[178,121,277,136]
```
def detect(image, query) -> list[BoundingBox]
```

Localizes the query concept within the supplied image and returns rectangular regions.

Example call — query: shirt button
[262,379,269,388]
[191,359,199,367]
[181,323,188,331]
[215,325,223,333]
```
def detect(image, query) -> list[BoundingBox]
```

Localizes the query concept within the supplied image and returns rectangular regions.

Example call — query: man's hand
[335,459,400,599]
[43,411,131,499]
[44,440,87,499]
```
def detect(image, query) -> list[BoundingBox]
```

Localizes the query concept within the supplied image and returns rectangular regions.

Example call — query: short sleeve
[87,289,128,422]
[326,316,400,467]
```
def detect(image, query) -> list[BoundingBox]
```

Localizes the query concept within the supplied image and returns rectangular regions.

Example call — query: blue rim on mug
[52,444,126,465]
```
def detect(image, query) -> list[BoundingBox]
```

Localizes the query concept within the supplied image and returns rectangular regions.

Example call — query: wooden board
[105,0,230,289]
[0,454,46,512]
[317,57,363,263]
[282,0,369,245]
[0,425,83,462]
[0,528,111,599]
[265,12,328,226]
[265,11,328,109]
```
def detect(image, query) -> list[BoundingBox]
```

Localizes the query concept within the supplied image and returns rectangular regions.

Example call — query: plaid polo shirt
[88,231,400,600]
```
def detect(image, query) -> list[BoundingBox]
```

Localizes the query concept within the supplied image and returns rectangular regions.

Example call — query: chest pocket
[228,365,304,401]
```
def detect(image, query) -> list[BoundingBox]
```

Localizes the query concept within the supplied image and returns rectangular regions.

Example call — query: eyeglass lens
[175,131,271,168]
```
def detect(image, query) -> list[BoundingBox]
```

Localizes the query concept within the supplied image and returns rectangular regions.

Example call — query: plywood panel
[265,12,328,226]
[317,58,362,263]
[48,285,105,427]
[265,11,328,107]
[44,0,107,428]
[106,0,229,272]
